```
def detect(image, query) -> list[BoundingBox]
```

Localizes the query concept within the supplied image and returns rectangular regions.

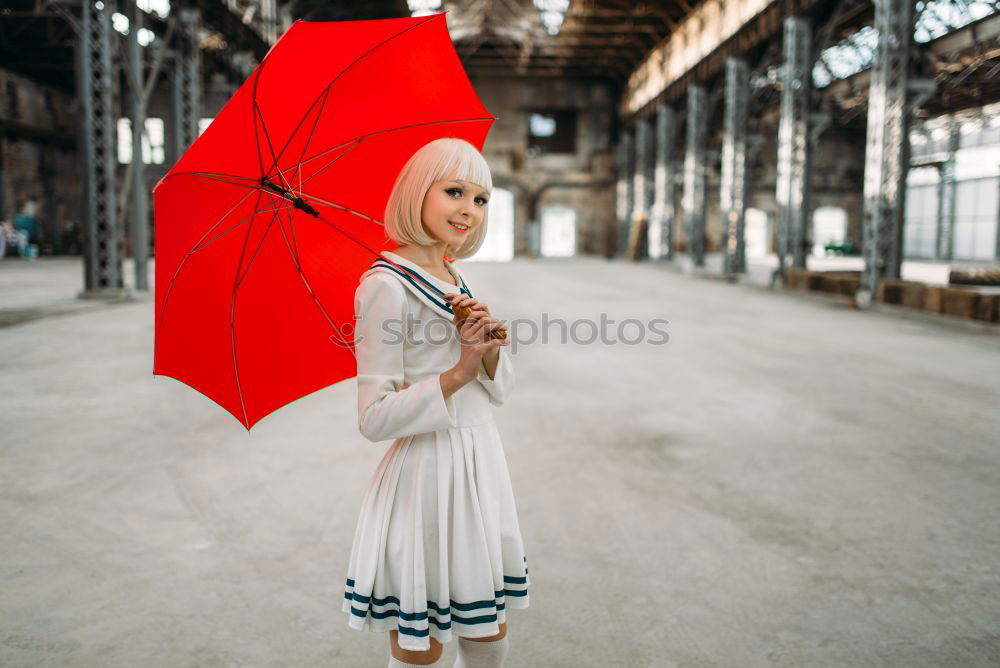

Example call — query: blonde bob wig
[383,137,493,260]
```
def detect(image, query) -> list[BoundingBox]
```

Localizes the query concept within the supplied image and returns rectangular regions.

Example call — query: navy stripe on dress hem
[344,571,527,588]
[346,606,512,635]
[343,582,528,610]
[343,589,527,610]
[343,578,528,632]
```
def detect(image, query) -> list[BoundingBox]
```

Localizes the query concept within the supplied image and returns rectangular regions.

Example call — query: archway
[811,206,848,256]
[540,204,576,257]
[745,208,768,258]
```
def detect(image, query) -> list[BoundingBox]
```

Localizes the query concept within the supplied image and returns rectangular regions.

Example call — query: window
[904,168,940,259]
[744,208,768,257]
[540,204,576,257]
[812,206,848,257]
[117,117,165,164]
[527,110,576,155]
[953,178,999,261]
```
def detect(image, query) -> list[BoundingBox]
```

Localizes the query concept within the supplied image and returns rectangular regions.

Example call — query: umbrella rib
[163,171,260,185]
[271,204,358,358]
[275,206,352,341]
[289,86,332,196]
[266,116,494,201]
[249,49,278,182]
[308,208,453,301]
[153,191,260,394]
[262,14,438,177]
[293,194,383,225]
[189,174,265,191]
[234,203,284,291]
[273,204,302,269]
[289,198,459,298]
[277,116,495,184]
[285,139,362,192]
[155,188,260,350]
[257,189,390,268]
[308,209,449,307]
[228,198,288,427]
[228,201,266,429]
[272,87,332,194]
[254,101,290,191]
[253,95,267,180]
[312,210,385,253]
[282,197,306,271]
[190,204,285,255]
[254,188,382,245]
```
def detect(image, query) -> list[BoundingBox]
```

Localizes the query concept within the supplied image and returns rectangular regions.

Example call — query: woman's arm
[354,274,460,442]
[476,345,514,406]
[480,346,500,380]
[439,366,471,400]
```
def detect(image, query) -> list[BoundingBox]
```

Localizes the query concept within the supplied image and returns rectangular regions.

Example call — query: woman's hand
[444,293,507,339]
[446,297,509,383]
[443,293,492,319]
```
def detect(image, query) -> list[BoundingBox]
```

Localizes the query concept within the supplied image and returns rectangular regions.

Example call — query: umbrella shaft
[261,179,319,217]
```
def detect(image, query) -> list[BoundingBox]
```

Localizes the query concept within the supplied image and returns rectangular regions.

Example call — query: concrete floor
[1,256,999,667]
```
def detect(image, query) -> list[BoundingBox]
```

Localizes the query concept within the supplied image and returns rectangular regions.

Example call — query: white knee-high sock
[389,654,435,667]
[452,635,509,668]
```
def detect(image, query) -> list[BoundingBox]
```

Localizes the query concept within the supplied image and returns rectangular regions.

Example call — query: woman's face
[421,178,490,246]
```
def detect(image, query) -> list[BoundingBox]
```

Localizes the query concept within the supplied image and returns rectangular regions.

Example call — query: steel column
[172,8,202,159]
[0,140,6,220]
[260,0,277,43]
[935,121,959,260]
[615,130,634,257]
[683,85,707,266]
[649,104,677,260]
[860,0,916,294]
[721,57,750,275]
[127,0,149,291]
[776,17,812,274]
[77,0,123,296]
[633,116,652,258]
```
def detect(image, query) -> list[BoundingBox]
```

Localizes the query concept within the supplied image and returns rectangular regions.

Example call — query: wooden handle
[453,304,508,340]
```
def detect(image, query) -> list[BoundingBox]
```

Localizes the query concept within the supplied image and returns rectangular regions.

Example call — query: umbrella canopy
[153,13,494,430]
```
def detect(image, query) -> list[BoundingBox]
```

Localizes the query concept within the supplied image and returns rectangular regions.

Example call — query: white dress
[341,250,530,651]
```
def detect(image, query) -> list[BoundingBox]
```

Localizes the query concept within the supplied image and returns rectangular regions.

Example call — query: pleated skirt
[341,421,531,651]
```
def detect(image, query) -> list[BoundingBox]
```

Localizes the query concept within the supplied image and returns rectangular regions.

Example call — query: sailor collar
[361,250,474,320]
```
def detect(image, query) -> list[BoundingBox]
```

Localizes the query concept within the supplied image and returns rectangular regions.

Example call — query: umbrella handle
[453,303,508,340]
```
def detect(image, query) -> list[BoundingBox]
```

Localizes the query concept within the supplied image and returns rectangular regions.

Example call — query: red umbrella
[153,13,494,430]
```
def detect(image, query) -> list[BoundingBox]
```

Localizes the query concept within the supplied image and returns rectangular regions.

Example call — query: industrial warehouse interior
[1,0,999,666]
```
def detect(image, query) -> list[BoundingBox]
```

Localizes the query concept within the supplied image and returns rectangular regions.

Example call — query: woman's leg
[389,629,443,666]
[453,623,509,668]
[462,622,506,642]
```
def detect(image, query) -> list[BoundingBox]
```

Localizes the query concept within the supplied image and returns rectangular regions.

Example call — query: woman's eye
[446,188,488,206]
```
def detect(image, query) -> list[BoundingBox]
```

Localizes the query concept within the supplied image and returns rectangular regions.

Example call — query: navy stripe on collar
[372,260,472,313]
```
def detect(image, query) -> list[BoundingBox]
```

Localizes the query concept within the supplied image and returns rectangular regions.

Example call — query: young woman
[341,138,530,668]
